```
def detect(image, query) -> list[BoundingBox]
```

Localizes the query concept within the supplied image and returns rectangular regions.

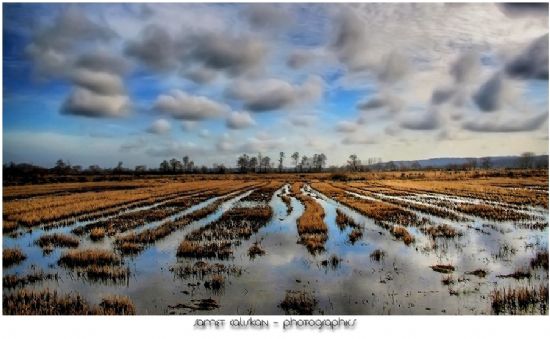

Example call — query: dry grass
[349,229,363,244]
[279,290,318,315]
[100,295,136,315]
[281,194,293,214]
[390,226,414,245]
[3,248,26,267]
[176,240,233,259]
[204,274,225,290]
[82,265,130,282]
[293,184,328,253]
[491,285,548,315]
[90,227,106,241]
[36,233,79,249]
[58,248,121,267]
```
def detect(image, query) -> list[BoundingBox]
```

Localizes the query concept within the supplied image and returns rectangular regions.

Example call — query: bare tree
[291,152,299,172]
[481,157,492,169]
[278,152,285,172]
[518,152,535,169]
[348,154,359,171]
[237,154,250,173]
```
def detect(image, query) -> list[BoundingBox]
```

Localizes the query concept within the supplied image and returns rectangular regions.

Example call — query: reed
[491,285,548,315]
[100,295,136,315]
[3,248,26,267]
[279,290,318,315]
[58,248,121,267]
[36,233,79,249]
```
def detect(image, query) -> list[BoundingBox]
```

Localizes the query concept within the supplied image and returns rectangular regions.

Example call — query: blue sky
[2,3,549,169]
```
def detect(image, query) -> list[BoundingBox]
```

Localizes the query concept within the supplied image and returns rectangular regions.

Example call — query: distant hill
[373,155,549,169]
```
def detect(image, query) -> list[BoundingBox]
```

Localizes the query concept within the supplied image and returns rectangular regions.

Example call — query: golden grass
[58,248,121,267]
[3,180,260,227]
[390,226,414,245]
[293,185,328,253]
[3,248,26,267]
[90,227,106,241]
[36,233,79,249]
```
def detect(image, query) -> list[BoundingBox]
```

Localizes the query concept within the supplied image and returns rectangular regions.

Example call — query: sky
[2,2,549,169]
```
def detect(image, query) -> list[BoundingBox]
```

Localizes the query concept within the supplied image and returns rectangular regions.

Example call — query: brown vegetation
[490,285,548,315]
[430,264,455,274]
[3,248,26,267]
[279,290,318,315]
[58,248,121,267]
[36,233,79,249]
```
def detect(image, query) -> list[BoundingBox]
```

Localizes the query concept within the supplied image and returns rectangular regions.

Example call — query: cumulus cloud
[400,110,441,130]
[75,51,130,75]
[505,33,549,80]
[61,87,129,118]
[462,111,548,132]
[335,120,359,133]
[358,94,404,113]
[473,73,513,112]
[147,118,171,134]
[342,134,377,145]
[227,76,324,112]
[71,69,124,95]
[287,50,315,69]
[289,114,317,127]
[226,111,256,129]
[153,90,228,120]
[146,141,205,157]
[243,4,291,30]
[182,31,267,77]
[26,8,115,78]
[125,24,176,72]
[330,8,371,72]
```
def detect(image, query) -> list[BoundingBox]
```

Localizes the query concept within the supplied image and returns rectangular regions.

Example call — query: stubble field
[2,171,548,315]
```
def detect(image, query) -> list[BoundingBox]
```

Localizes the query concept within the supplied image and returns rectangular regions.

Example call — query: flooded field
[2,173,548,315]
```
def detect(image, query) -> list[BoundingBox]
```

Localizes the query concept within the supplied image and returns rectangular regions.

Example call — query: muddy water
[3,185,548,315]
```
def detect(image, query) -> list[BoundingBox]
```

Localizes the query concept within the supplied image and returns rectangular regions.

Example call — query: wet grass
[390,226,414,245]
[491,285,548,315]
[170,261,242,280]
[294,186,328,254]
[81,265,130,282]
[204,274,225,291]
[321,254,342,269]
[420,224,462,239]
[281,195,293,215]
[497,269,532,280]
[90,227,105,241]
[100,295,136,315]
[348,229,363,244]
[168,298,219,312]
[370,249,386,262]
[530,250,549,270]
[3,289,136,315]
[176,240,233,259]
[36,233,79,249]
[248,241,266,259]
[58,248,121,267]
[466,269,488,278]
[279,290,318,315]
[3,248,26,267]
[441,275,455,286]
[3,270,59,289]
[430,264,455,274]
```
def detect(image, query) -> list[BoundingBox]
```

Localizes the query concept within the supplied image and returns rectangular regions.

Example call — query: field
[2,171,548,315]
